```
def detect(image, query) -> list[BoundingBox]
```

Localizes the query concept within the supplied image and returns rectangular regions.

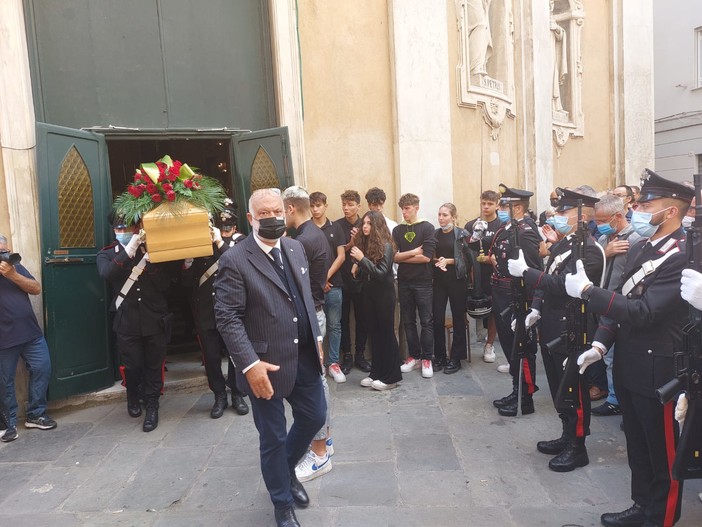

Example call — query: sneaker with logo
[25,415,57,430]
[497,363,510,373]
[400,357,420,373]
[371,379,397,391]
[421,359,433,378]
[483,343,496,363]
[295,450,332,482]
[1,427,18,442]
[328,363,347,384]
[325,437,334,456]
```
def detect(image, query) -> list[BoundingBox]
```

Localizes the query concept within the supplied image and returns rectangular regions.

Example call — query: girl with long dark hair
[350,211,402,390]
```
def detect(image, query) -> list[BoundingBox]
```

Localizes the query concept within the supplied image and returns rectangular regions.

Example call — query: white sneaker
[400,357,420,373]
[328,363,347,383]
[497,363,510,373]
[295,450,332,482]
[421,359,433,378]
[483,343,496,363]
[326,437,334,456]
[371,379,396,391]
[360,377,374,387]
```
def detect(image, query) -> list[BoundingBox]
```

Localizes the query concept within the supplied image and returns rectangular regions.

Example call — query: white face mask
[682,215,694,229]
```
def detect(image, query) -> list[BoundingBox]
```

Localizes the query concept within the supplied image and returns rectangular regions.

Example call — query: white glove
[143,252,150,262]
[125,233,144,258]
[211,226,223,246]
[576,347,603,374]
[565,259,593,299]
[510,318,516,332]
[508,249,529,278]
[525,309,541,329]
[675,393,688,425]
[681,268,702,310]
[183,258,194,269]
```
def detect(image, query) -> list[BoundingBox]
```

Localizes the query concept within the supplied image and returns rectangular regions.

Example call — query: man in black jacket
[565,170,692,527]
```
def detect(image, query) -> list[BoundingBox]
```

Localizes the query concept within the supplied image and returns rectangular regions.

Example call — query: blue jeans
[0,336,52,428]
[323,287,343,365]
[398,282,434,360]
[605,344,619,405]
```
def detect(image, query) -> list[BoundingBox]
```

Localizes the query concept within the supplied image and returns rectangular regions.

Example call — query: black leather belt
[490,276,512,289]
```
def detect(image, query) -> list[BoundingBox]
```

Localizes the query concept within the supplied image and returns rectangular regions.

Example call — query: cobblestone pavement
[1,341,701,527]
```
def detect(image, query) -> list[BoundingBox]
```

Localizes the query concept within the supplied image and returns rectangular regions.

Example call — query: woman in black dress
[350,211,402,390]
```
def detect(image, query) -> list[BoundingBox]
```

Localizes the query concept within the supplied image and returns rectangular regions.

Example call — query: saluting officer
[489,185,544,417]
[97,215,180,433]
[565,170,692,527]
[508,187,604,472]
[182,202,249,418]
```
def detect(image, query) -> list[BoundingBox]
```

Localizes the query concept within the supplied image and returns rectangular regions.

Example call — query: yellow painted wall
[0,155,10,240]
[297,0,397,221]
[552,3,614,193]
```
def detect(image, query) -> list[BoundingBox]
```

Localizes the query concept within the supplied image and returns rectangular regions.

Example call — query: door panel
[36,123,114,399]
[231,127,294,230]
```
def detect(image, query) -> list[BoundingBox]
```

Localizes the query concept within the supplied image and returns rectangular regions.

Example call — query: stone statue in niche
[550,0,568,120]
[467,0,493,79]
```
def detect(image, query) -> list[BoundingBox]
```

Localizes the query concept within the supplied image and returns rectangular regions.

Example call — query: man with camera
[0,234,57,443]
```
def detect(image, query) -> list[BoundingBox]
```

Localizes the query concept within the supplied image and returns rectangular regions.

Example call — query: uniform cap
[108,211,127,229]
[498,183,533,203]
[638,169,694,203]
[554,188,600,212]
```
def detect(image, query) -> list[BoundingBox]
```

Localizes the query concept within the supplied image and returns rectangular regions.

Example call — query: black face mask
[256,217,286,240]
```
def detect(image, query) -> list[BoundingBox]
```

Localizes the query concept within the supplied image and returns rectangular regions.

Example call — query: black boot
[127,392,142,418]
[341,353,353,375]
[143,399,159,433]
[443,359,461,374]
[600,503,646,527]
[492,388,518,409]
[498,394,535,416]
[548,438,589,472]
[432,358,446,372]
[232,393,250,415]
[354,355,372,373]
[210,392,228,419]
[537,416,567,455]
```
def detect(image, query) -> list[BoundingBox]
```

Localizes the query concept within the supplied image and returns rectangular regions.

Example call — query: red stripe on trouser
[119,365,127,388]
[160,361,166,395]
[663,401,680,527]
[575,378,585,437]
[522,358,535,395]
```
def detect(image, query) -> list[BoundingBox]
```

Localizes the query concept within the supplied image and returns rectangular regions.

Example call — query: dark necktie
[270,247,290,293]
[269,247,313,348]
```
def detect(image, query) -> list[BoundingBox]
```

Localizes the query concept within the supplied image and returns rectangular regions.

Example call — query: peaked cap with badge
[637,168,694,203]
[498,183,533,203]
[553,188,600,212]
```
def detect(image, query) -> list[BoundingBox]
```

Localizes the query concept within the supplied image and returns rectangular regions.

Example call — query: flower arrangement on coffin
[113,155,226,226]
[112,155,227,263]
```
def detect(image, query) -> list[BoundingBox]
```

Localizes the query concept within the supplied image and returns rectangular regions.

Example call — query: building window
[697,27,702,88]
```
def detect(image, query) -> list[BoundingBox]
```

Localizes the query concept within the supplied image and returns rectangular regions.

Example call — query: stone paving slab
[1,337,701,526]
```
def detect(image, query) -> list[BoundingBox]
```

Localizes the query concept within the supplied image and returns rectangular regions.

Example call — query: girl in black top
[350,211,402,390]
[433,203,471,374]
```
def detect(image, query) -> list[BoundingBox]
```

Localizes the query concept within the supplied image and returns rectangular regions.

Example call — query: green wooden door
[231,127,294,231]
[36,123,114,400]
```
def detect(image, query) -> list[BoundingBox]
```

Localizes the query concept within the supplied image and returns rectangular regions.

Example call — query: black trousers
[117,332,167,400]
[341,286,367,359]
[432,277,467,361]
[248,348,326,510]
[199,327,242,396]
[617,384,683,527]
[492,285,537,393]
[363,281,402,384]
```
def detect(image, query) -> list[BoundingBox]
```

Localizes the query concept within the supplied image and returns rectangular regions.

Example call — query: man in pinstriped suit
[214,188,326,527]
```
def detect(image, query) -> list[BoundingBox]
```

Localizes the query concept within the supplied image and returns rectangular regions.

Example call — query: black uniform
[525,234,604,445]
[182,235,246,398]
[586,230,686,525]
[464,216,502,297]
[97,243,178,403]
[489,217,543,396]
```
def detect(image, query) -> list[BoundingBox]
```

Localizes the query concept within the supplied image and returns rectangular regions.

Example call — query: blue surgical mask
[497,210,510,223]
[116,233,132,246]
[552,215,573,234]
[631,210,658,238]
[597,223,616,237]
[545,217,556,227]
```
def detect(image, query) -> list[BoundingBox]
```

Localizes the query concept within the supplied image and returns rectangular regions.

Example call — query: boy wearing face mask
[508,187,605,472]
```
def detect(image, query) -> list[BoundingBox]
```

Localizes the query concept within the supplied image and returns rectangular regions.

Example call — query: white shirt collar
[253,231,281,257]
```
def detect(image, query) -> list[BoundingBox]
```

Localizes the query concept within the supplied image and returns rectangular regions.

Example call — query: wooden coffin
[142,203,213,263]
